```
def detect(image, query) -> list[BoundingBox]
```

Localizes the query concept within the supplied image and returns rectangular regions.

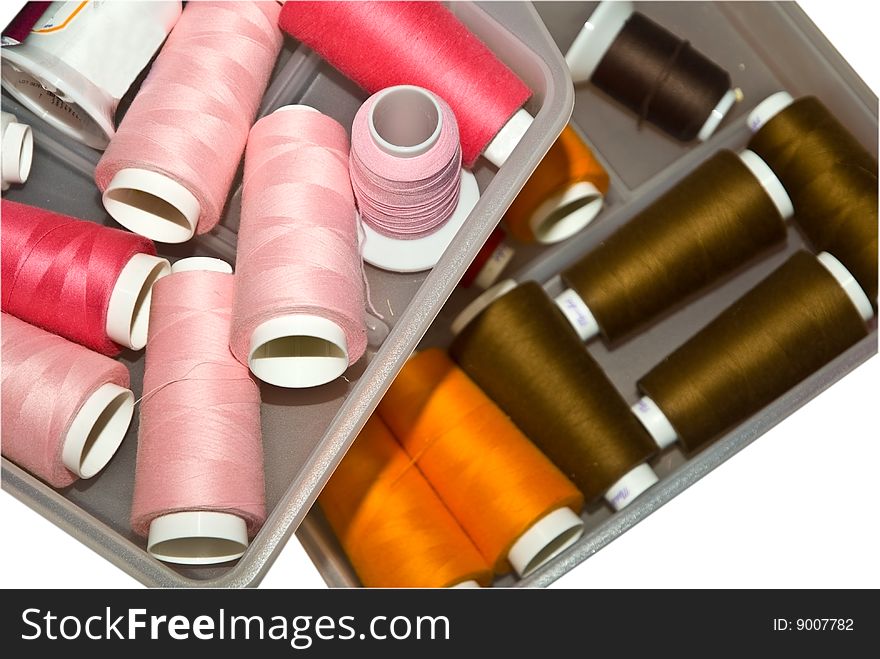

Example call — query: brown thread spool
[450,281,659,509]
[566,2,736,142]
[318,415,493,588]
[378,349,584,577]
[503,124,610,244]
[558,149,793,343]
[632,250,873,454]
[747,93,878,307]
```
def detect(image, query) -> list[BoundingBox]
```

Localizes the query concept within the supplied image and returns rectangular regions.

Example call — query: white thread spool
[0,1,182,149]
[553,149,794,342]
[565,1,736,141]
[1,111,33,190]
[145,256,250,566]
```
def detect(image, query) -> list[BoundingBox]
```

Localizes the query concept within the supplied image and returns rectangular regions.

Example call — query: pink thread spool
[1,314,134,488]
[1,200,170,354]
[352,85,481,273]
[131,257,265,565]
[230,106,366,388]
[95,1,283,243]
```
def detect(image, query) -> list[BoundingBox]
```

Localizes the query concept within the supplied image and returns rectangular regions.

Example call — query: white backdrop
[0,1,877,590]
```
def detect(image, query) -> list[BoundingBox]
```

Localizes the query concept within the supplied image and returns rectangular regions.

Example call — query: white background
[0,1,877,590]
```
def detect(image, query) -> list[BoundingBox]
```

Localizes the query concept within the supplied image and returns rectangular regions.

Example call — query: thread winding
[1,199,157,356]
[278,0,531,168]
[350,87,462,239]
[591,12,731,141]
[450,283,657,503]
[131,270,265,540]
[96,1,282,237]
[638,251,870,454]
[748,96,878,307]
[319,415,493,588]
[378,350,583,575]
[1,313,130,488]
[562,150,787,342]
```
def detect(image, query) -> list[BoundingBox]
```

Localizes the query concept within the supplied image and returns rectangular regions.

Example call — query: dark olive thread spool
[748,93,878,308]
[450,281,659,509]
[558,149,793,343]
[566,3,735,142]
[633,250,872,455]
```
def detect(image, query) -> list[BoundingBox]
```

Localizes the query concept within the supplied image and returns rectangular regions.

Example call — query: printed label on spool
[554,288,600,341]
[12,75,83,124]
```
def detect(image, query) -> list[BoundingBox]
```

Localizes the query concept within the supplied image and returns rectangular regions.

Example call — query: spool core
[529,181,604,244]
[103,168,201,243]
[1,111,33,191]
[105,254,171,350]
[62,382,134,479]
[148,511,249,565]
[507,507,584,577]
[604,463,660,511]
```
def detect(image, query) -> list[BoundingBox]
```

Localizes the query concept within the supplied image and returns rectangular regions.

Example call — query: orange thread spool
[503,124,610,244]
[378,349,584,576]
[318,415,492,588]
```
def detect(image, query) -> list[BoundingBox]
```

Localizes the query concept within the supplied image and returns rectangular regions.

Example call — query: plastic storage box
[295,1,879,588]
[1,1,573,586]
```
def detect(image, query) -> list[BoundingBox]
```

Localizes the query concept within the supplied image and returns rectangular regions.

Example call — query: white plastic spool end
[450,580,482,589]
[62,382,134,479]
[697,88,738,142]
[147,511,249,565]
[483,108,534,168]
[171,257,233,275]
[102,168,200,243]
[273,104,320,115]
[450,279,518,336]
[565,1,633,83]
[249,315,349,388]
[530,181,604,244]
[816,252,874,323]
[0,2,182,148]
[554,288,600,342]
[631,396,680,450]
[507,507,584,577]
[1,111,33,190]
[369,85,442,158]
[105,254,170,350]
[1,55,115,149]
[747,91,794,133]
[473,241,516,290]
[604,463,659,511]
[737,149,794,220]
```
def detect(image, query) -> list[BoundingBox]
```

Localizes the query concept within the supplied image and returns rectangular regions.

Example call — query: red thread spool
[1,200,169,355]
[278,0,532,168]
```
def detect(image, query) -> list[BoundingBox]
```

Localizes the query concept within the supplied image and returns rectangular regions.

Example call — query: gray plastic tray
[0,1,573,587]
[296,1,879,588]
